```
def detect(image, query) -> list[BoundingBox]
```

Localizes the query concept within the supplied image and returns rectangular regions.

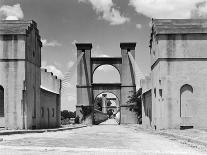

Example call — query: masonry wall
[150,19,207,129]
[25,22,41,129]
[120,43,137,124]
[141,76,152,128]
[40,89,60,128]
[76,44,93,124]
[0,31,27,129]
[152,59,207,129]
[40,69,61,128]
[0,20,61,130]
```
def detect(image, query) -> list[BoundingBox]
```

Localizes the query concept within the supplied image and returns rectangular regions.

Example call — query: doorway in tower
[94,92,120,125]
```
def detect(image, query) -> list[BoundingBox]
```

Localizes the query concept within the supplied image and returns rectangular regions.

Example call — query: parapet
[76,43,92,50]
[120,42,136,50]
[152,19,207,35]
[0,20,42,46]
[41,68,61,94]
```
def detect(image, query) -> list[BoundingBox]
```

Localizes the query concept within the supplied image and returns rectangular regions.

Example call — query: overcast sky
[1,0,207,111]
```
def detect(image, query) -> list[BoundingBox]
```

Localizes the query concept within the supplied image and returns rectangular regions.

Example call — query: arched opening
[93,65,120,83]
[47,108,50,128]
[0,86,4,117]
[180,84,193,118]
[94,92,120,125]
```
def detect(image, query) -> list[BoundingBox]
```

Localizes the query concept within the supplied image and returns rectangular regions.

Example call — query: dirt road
[0,124,205,155]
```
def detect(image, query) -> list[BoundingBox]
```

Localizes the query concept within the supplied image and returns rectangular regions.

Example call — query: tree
[127,88,142,123]
[94,97,102,111]
[61,110,76,120]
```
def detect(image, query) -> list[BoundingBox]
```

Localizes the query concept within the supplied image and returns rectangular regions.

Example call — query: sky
[1,0,207,111]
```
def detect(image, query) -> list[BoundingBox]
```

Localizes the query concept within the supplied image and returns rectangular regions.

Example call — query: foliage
[94,97,102,111]
[61,110,76,120]
[107,109,114,118]
[106,100,112,106]
[127,88,142,123]
[80,106,92,121]
[61,118,72,125]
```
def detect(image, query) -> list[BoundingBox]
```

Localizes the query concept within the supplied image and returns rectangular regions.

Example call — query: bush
[74,116,80,124]
[61,110,76,120]
[127,88,142,124]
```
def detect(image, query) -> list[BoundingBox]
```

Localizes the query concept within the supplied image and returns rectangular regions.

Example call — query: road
[0,121,206,155]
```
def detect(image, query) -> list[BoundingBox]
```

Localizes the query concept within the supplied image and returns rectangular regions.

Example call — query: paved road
[0,123,206,155]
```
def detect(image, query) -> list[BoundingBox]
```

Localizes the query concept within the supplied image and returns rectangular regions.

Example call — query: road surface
[0,122,206,155]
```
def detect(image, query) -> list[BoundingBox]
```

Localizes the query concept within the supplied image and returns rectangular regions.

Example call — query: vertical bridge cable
[61,52,84,94]
[128,52,145,90]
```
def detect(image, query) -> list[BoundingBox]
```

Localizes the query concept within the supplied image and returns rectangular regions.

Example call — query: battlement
[41,68,61,94]
[0,20,41,46]
[152,19,207,35]
[150,19,207,68]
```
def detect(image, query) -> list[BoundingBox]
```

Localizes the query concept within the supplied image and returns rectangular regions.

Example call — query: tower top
[120,42,136,50]
[76,43,92,50]
[152,19,207,35]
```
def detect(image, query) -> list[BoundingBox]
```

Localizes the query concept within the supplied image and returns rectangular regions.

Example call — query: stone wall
[40,69,61,128]
[141,76,152,128]
[0,20,41,129]
[149,19,207,129]
[0,20,61,130]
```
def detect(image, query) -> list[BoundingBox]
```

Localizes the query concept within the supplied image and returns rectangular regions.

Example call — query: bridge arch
[93,64,121,83]
[91,57,122,76]
[75,43,137,125]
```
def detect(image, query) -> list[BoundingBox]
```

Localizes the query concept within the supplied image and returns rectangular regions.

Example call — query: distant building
[0,20,61,129]
[142,19,207,130]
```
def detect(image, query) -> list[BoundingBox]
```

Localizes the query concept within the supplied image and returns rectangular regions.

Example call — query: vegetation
[94,97,102,111]
[106,100,112,106]
[61,110,76,125]
[127,88,142,124]
[80,105,92,121]
[61,110,76,120]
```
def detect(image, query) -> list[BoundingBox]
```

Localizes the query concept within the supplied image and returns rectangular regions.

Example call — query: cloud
[79,0,130,25]
[41,39,62,47]
[191,1,207,18]
[136,23,142,29]
[129,0,207,19]
[41,61,64,79]
[0,4,24,20]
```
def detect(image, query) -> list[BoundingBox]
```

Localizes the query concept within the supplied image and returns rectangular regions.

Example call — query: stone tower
[0,20,42,129]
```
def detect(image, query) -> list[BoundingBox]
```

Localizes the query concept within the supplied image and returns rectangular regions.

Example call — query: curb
[158,131,207,147]
[0,125,87,136]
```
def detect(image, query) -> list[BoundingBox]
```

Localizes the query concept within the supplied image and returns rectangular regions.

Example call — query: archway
[93,65,120,83]
[94,92,120,125]
[76,43,137,125]
[180,84,193,118]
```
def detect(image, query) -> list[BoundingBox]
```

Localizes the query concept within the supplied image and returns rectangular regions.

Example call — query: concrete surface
[157,128,207,147]
[142,19,207,129]
[0,124,205,155]
[0,20,62,130]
